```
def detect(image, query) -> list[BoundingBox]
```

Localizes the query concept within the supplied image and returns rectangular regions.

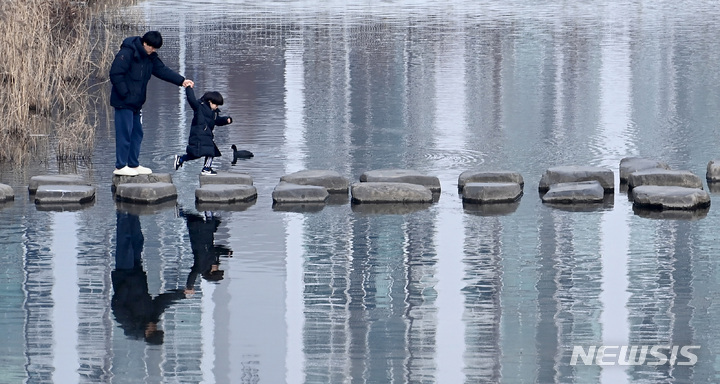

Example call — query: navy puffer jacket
[185,87,233,158]
[109,36,185,112]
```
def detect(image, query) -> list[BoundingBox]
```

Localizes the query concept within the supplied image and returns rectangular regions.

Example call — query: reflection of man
[111,210,184,344]
[180,209,233,295]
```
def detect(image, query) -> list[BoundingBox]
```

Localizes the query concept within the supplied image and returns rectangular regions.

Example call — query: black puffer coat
[109,36,185,112]
[185,87,232,158]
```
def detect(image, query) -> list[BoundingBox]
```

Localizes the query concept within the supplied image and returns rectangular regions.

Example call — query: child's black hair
[141,31,163,49]
[201,91,224,106]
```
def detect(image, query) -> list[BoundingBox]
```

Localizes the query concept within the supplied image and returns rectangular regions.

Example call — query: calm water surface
[2,1,720,383]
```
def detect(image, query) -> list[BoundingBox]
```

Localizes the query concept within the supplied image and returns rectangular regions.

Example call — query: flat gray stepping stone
[541,181,605,204]
[632,185,710,210]
[199,171,253,187]
[112,173,173,190]
[29,174,89,194]
[359,169,441,193]
[280,170,349,194]
[115,182,177,204]
[458,171,524,191]
[619,157,670,182]
[0,183,14,202]
[627,169,703,189]
[196,184,257,203]
[539,166,614,193]
[272,182,328,203]
[462,182,522,203]
[707,159,720,181]
[34,185,96,204]
[351,182,433,204]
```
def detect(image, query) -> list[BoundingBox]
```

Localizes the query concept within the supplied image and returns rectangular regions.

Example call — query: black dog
[231,144,254,165]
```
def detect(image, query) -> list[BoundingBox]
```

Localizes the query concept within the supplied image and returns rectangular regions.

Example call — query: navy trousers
[115,108,143,169]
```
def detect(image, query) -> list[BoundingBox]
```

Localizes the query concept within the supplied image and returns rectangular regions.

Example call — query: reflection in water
[4,1,720,382]
[111,210,185,344]
[180,208,233,292]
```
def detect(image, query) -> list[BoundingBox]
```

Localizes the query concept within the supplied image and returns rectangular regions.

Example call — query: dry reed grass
[0,0,138,163]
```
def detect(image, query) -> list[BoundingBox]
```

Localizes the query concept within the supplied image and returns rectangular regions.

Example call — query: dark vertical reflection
[462,215,502,383]
[626,221,698,383]
[302,210,438,384]
[535,210,562,384]
[23,212,54,383]
[0,216,26,383]
[348,20,409,170]
[464,21,506,165]
[75,208,114,384]
[536,208,604,383]
[403,217,438,383]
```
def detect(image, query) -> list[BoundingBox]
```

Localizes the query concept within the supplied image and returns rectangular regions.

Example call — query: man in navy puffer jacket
[109,31,194,176]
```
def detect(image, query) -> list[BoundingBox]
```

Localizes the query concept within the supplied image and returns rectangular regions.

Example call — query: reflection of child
[180,210,233,295]
[174,86,232,175]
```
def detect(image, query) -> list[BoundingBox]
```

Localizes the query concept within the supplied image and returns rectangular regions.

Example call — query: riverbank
[0,0,138,163]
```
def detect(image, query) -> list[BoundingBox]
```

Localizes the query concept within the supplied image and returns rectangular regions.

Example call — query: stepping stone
[631,185,710,210]
[272,182,329,203]
[28,174,89,194]
[539,166,614,193]
[196,184,257,203]
[351,182,433,204]
[541,181,605,204]
[462,182,523,204]
[627,169,703,189]
[458,170,524,191]
[0,183,14,202]
[707,159,720,182]
[115,182,177,204]
[351,202,432,215]
[280,170,349,194]
[359,169,441,193]
[34,185,96,205]
[619,157,670,182]
[112,173,173,190]
[199,171,253,187]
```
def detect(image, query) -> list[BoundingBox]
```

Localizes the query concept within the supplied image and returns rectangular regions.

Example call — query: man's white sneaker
[131,165,152,175]
[113,166,139,176]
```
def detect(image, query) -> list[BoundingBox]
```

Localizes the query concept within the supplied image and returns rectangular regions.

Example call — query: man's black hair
[142,31,163,49]
[201,91,224,106]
